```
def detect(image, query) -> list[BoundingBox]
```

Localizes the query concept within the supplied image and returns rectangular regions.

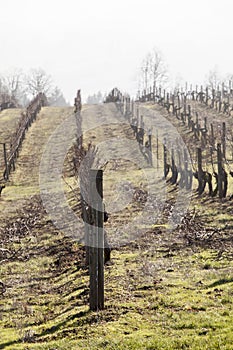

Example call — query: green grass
[1,244,232,349]
[0,104,233,349]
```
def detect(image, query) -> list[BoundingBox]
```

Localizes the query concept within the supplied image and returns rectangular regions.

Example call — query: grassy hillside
[0,103,232,349]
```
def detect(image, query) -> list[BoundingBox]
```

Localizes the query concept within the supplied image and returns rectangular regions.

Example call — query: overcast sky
[0,0,232,103]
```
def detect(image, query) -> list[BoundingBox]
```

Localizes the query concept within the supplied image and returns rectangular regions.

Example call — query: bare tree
[0,67,67,107]
[140,48,168,92]
[25,68,52,97]
[148,48,168,89]
[0,77,10,103]
[223,73,233,93]
[3,69,23,101]
[206,67,222,90]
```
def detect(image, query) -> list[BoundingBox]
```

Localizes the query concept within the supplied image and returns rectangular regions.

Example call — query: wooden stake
[148,130,152,166]
[222,122,226,159]
[210,123,214,147]
[197,148,203,195]
[163,138,167,179]
[3,143,8,180]
[217,144,223,199]
[184,148,189,189]
[89,169,104,311]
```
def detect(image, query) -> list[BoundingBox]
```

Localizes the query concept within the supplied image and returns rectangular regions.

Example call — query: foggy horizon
[1,0,232,103]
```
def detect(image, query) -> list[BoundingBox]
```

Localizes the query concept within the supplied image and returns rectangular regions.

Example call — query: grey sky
[0,0,232,102]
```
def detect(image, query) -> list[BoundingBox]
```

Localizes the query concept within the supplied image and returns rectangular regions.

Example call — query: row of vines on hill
[105,86,233,199]
[0,93,47,182]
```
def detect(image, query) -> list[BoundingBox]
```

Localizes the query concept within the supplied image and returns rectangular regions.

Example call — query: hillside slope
[0,103,232,350]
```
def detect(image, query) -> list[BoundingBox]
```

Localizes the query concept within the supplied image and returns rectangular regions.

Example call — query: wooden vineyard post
[140,115,144,129]
[187,105,191,122]
[120,95,124,114]
[80,169,90,266]
[222,122,226,159]
[148,129,152,166]
[210,124,214,147]
[156,130,159,169]
[172,94,175,115]
[204,117,207,132]
[211,89,215,108]
[184,148,189,189]
[127,97,131,120]
[232,134,233,161]
[89,170,104,311]
[3,143,9,180]
[163,138,167,179]
[183,100,187,124]
[205,87,209,105]
[197,148,203,195]
[177,94,180,117]
[217,144,223,199]
[131,99,134,118]
[195,113,200,139]
[222,82,225,98]
[170,148,176,184]
[74,89,83,150]
[136,107,140,132]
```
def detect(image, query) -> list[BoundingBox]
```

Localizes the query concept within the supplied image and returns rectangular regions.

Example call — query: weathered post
[200,85,203,103]
[222,122,226,159]
[74,89,83,150]
[177,94,181,117]
[210,123,214,147]
[211,89,215,108]
[217,144,223,199]
[204,117,207,132]
[195,113,200,139]
[184,148,189,189]
[187,105,191,120]
[159,87,162,99]
[140,115,144,129]
[205,87,209,105]
[148,129,152,166]
[183,103,186,124]
[172,94,175,115]
[163,138,167,179]
[170,148,177,184]
[3,143,9,180]
[89,169,104,311]
[136,107,140,131]
[232,134,233,161]
[222,82,225,97]
[197,147,203,195]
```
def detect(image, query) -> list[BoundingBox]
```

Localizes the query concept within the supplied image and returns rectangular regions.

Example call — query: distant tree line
[0,68,69,108]
[86,91,105,104]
